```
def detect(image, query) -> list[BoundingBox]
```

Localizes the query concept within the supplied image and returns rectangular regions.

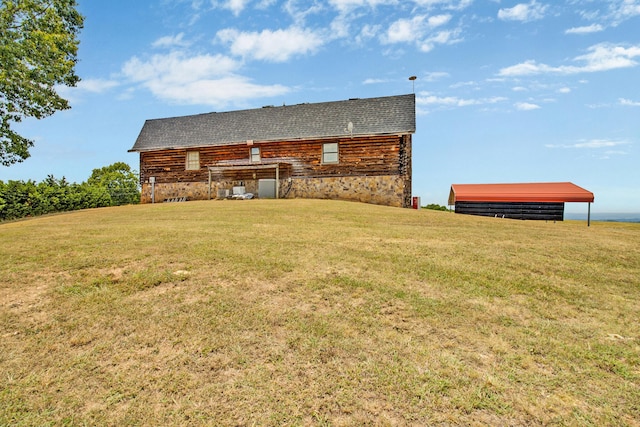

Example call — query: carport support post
[208,169,212,200]
[588,202,591,227]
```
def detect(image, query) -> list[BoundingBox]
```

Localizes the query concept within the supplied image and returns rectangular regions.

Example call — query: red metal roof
[448,182,594,204]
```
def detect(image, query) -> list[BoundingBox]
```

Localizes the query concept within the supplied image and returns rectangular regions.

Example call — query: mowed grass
[1,199,639,426]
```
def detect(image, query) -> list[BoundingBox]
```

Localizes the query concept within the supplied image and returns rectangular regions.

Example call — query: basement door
[258,179,276,199]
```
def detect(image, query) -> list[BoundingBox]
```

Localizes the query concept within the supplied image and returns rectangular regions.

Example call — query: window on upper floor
[186,151,200,170]
[250,146,261,162]
[322,142,339,164]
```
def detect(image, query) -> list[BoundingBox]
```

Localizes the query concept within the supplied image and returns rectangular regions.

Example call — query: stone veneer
[286,176,406,207]
[141,182,209,203]
[141,175,407,207]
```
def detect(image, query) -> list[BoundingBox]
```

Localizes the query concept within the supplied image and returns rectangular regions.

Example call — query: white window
[250,147,261,162]
[186,151,200,170]
[322,143,339,164]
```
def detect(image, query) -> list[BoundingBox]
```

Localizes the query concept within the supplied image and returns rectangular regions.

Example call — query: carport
[448,182,595,225]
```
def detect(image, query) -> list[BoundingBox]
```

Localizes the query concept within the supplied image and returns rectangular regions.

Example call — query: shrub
[424,203,450,212]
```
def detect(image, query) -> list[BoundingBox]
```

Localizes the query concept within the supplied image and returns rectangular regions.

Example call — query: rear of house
[129,94,416,208]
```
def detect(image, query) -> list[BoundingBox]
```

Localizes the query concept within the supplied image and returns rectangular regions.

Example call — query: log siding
[140,135,406,184]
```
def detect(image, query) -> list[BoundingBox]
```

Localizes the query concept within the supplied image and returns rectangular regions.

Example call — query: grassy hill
[1,199,639,425]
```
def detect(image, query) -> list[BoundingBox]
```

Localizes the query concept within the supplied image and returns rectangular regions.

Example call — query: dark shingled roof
[129,94,415,152]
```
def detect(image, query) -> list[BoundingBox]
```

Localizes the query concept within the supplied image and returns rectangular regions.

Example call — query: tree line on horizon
[0,162,140,221]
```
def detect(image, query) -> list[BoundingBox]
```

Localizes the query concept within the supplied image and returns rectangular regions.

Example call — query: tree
[0,0,83,166]
[87,162,140,206]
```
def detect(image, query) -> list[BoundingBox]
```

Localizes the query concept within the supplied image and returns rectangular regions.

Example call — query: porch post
[275,164,280,199]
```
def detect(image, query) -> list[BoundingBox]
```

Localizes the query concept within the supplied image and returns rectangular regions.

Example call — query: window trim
[322,142,339,164]
[186,151,200,170]
[250,146,261,163]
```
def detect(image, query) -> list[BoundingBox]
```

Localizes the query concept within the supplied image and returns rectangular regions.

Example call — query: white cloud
[328,0,391,13]
[450,81,476,89]
[384,14,452,44]
[515,102,540,110]
[224,0,251,16]
[499,43,640,76]
[362,78,389,84]
[604,150,628,155]
[570,1,640,28]
[383,15,461,52]
[152,33,190,48]
[619,98,640,106]
[329,14,351,39]
[419,27,462,52]
[75,78,119,93]
[425,71,450,82]
[610,0,640,25]
[428,14,453,27]
[565,24,604,35]
[574,43,640,71]
[284,1,323,25]
[385,15,428,44]
[574,139,628,148]
[356,24,380,44]
[558,87,571,93]
[546,139,631,149]
[417,93,507,107]
[412,0,473,9]
[122,51,289,107]
[329,0,473,11]
[257,0,277,7]
[123,52,239,84]
[498,1,548,22]
[55,78,119,103]
[217,26,325,62]
[142,76,288,106]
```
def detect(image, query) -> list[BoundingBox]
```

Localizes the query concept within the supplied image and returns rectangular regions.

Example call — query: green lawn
[1,199,639,425]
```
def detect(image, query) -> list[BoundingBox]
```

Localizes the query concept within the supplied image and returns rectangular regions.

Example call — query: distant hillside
[565,212,640,223]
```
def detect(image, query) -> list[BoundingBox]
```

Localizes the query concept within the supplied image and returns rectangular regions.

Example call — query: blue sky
[4,0,640,213]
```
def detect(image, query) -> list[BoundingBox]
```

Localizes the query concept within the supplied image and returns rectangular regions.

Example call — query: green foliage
[87,162,140,206]
[0,0,84,165]
[0,162,140,221]
[0,175,111,220]
[424,203,450,211]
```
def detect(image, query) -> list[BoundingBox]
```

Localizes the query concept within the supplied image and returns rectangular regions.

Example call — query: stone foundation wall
[286,176,407,208]
[141,175,408,207]
[141,180,262,203]
[141,182,209,204]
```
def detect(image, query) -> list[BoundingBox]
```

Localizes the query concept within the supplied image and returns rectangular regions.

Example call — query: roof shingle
[129,94,415,152]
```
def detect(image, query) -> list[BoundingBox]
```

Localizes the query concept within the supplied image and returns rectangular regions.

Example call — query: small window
[322,143,339,164]
[250,146,261,162]
[186,151,200,170]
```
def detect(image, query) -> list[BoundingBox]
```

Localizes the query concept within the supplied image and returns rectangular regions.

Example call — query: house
[448,182,595,222]
[129,94,416,207]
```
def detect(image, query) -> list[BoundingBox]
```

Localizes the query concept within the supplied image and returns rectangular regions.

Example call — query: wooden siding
[139,135,408,184]
[455,202,565,221]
